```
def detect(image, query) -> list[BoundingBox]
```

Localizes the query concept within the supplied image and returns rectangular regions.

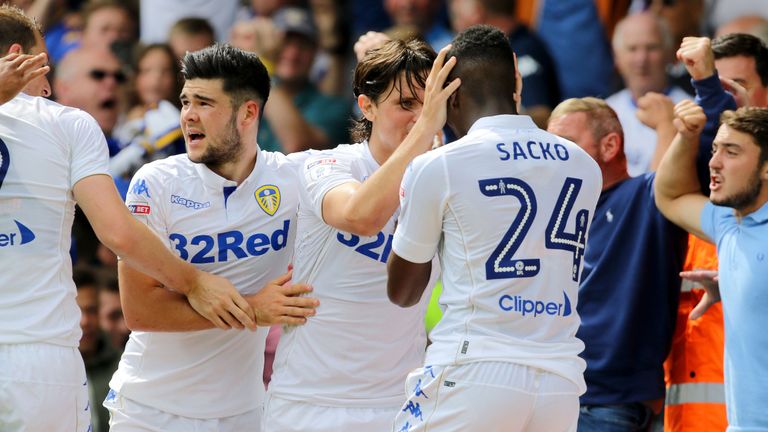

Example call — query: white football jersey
[268,142,436,408]
[0,94,109,346]
[393,115,602,392]
[109,151,303,418]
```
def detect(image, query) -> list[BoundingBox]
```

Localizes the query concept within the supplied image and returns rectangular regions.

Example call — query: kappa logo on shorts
[0,138,9,191]
[255,185,280,216]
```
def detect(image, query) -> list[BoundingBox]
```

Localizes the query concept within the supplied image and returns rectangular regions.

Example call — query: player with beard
[104,44,319,431]
[655,102,768,430]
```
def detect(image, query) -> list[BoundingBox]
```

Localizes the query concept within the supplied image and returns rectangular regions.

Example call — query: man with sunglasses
[54,46,128,157]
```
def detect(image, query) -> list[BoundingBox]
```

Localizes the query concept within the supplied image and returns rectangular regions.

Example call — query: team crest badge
[255,185,280,216]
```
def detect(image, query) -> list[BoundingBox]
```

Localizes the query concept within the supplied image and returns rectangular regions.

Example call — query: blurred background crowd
[5,0,768,430]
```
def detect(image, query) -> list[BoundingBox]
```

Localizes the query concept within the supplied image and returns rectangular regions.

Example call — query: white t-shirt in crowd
[109,151,303,418]
[0,93,109,347]
[393,115,602,392]
[267,142,437,408]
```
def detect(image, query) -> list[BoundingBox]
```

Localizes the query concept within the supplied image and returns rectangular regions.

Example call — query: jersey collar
[467,115,537,136]
[192,147,265,193]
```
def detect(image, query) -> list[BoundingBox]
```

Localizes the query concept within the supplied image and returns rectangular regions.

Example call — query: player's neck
[207,145,258,184]
[368,136,394,166]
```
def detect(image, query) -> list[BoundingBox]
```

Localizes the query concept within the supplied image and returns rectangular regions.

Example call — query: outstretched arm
[654,100,711,240]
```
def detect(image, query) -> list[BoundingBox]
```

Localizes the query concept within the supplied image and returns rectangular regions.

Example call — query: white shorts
[262,394,400,432]
[393,361,580,432]
[0,343,91,432]
[104,389,262,432]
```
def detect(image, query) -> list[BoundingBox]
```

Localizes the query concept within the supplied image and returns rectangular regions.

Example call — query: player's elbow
[388,283,417,308]
[342,212,386,237]
[96,229,132,259]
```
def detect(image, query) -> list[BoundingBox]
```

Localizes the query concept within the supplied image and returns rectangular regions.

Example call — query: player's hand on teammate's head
[187,270,257,330]
[0,52,50,104]
[672,99,706,140]
[415,44,461,144]
[247,270,319,326]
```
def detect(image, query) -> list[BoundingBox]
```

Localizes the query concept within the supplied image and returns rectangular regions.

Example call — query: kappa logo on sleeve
[130,178,151,198]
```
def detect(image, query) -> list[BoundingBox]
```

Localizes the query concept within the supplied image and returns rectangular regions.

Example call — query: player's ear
[358,94,375,122]
[7,43,23,55]
[240,100,260,126]
[761,159,768,181]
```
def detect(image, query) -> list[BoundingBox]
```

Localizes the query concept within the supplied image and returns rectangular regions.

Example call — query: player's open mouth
[710,175,722,191]
[187,130,206,143]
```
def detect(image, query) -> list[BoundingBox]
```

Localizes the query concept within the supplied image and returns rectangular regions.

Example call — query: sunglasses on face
[88,69,127,84]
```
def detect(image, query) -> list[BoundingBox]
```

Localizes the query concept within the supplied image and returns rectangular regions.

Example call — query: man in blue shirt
[548,97,688,431]
[655,102,768,431]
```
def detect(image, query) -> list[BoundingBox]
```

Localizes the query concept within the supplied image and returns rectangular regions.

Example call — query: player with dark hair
[388,25,602,431]
[105,44,318,431]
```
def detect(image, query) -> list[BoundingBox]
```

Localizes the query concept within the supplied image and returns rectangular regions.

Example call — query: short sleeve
[300,151,358,220]
[67,112,110,188]
[700,201,729,244]
[124,164,167,238]
[392,154,448,263]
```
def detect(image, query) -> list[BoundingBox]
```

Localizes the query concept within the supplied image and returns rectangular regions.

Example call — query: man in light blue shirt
[655,101,768,431]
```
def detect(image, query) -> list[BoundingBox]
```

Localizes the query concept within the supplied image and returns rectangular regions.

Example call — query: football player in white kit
[262,40,460,431]
[388,26,603,432]
[0,7,254,432]
[104,44,319,431]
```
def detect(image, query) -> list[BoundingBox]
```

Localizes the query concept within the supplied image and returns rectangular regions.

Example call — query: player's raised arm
[319,44,460,236]
[654,100,711,240]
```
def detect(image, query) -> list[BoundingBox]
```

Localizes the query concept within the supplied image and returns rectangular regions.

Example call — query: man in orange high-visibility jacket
[664,234,727,431]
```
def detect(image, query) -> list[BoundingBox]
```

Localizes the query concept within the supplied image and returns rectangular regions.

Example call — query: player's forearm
[343,123,434,236]
[655,132,702,207]
[118,262,215,332]
[106,215,200,295]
